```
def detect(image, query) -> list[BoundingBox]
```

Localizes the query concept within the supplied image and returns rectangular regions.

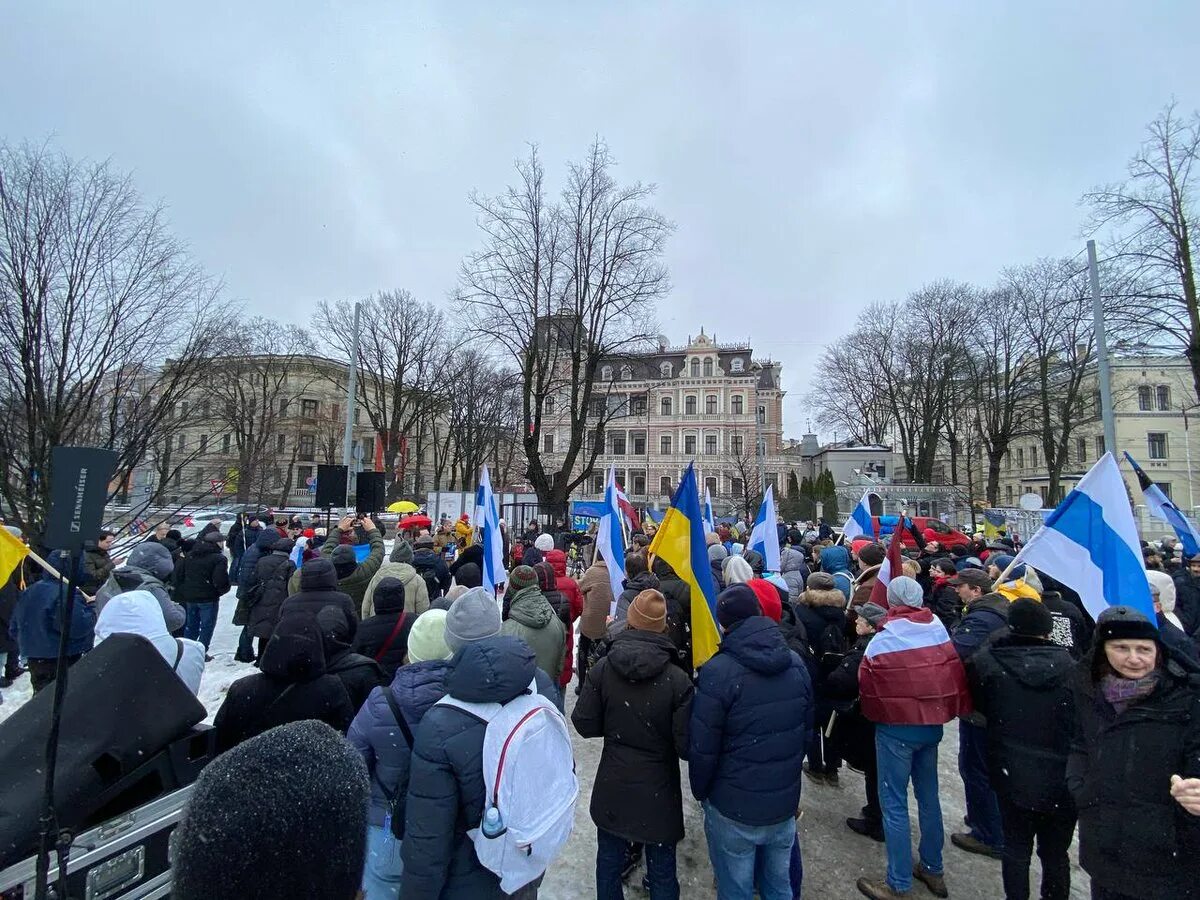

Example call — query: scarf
[1100,671,1159,714]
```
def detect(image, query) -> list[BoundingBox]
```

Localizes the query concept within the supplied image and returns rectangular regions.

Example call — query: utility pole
[342,300,361,504]
[1184,405,1196,513]
[1087,240,1118,459]
[755,401,767,497]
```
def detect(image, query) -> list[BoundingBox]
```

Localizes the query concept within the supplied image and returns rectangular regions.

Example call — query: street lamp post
[1184,405,1195,513]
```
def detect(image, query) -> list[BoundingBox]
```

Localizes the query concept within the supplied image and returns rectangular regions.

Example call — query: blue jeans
[789,832,803,898]
[701,801,794,900]
[876,724,945,893]
[595,827,678,900]
[958,719,1004,849]
[362,824,402,900]
[184,602,218,650]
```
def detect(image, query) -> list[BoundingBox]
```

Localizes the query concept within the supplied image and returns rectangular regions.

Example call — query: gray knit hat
[390,541,414,564]
[886,575,924,608]
[858,602,888,627]
[444,586,503,652]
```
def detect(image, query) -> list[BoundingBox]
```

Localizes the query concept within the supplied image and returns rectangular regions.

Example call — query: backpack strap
[384,689,414,747]
[374,611,408,663]
[172,639,185,672]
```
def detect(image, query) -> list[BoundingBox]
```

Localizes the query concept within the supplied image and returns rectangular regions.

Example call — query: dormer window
[660,361,673,377]
[620,365,633,381]
[703,358,713,377]
[601,365,613,381]
[730,358,744,373]
[690,359,700,377]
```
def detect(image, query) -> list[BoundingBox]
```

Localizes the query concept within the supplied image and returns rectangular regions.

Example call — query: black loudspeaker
[0,634,207,866]
[355,471,386,514]
[315,464,348,508]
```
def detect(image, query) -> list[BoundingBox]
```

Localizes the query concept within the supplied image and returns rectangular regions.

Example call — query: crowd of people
[4,509,1200,900]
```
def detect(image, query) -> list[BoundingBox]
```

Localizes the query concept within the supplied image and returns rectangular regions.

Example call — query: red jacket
[858,604,972,726]
[544,549,583,686]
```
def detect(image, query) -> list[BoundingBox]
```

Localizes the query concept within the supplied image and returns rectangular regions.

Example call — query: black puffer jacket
[317,605,385,712]
[650,558,693,676]
[967,634,1075,812]
[234,529,279,625]
[571,629,694,844]
[352,578,416,679]
[247,546,295,642]
[824,633,875,770]
[412,548,451,599]
[213,613,355,752]
[401,636,539,900]
[279,559,358,625]
[172,539,230,604]
[615,571,660,621]
[1066,649,1200,899]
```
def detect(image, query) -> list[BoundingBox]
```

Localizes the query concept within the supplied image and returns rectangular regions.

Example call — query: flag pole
[990,556,1022,592]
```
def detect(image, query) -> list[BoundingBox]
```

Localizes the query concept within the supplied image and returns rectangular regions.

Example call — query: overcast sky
[4,2,1197,436]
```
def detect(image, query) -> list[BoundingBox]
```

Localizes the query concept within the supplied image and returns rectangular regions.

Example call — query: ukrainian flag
[649,463,721,668]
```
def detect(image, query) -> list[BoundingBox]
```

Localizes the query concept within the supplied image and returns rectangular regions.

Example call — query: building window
[731,434,744,455]
[633,434,646,455]
[222,434,231,453]
[1095,434,1105,457]
[690,359,700,377]
[1138,386,1153,411]
[705,476,718,496]
[621,365,632,381]
[631,395,646,416]
[1158,385,1171,411]
[277,434,286,453]
[279,398,289,416]
[601,365,613,381]
[177,434,185,451]
[298,434,315,460]
[730,358,744,373]
[1076,437,1086,464]
[731,395,744,415]
[1030,446,1038,468]
[545,396,555,414]
[198,434,208,455]
[705,435,717,455]
[660,476,673,496]
[1005,485,1013,505]
[633,474,646,495]
[660,361,673,378]
[297,465,313,484]
[173,470,181,489]
[1016,448,1024,469]
[354,408,360,424]
[543,433,554,453]
[705,395,717,415]
[301,398,319,418]
[1155,482,1173,500]
[611,434,627,456]
[731,477,744,496]
[660,397,672,416]
[660,435,672,455]
[703,358,713,377]
[758,405,767,424]
[684,435,697,455]
[685,396,697,415]
[1148,432,1169,460]
[201,400,211,418]
[592,474,604,494]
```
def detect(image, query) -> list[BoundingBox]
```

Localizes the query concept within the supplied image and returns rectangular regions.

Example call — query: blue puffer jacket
[819,545,854,600]
[10,553,95,659]
[400,636,538,900]
[348,659,451,829]
[688,615,813,826]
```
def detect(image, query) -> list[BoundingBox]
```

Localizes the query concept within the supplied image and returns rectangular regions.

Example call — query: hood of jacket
[374,574,412,614]
[389,658,451,712]
[507,585,554,629]
[544,548,568,577]
[606,629,675,682]
[95,589,173,656]
[445,635,537,704]
[254,528,279,552]
[968,592,1011,623]
[722,615,794,675]
[779,546,806,575]
[187,539,222,559]
[316,604,358,660]
[820,545,851,574]
[126,542,174,580]
[802,587,846,608]
[299,558,339,592]
[988,635,1075,689]
[110,566,167,595]
[622,571,660,594]
[260,613,328,681]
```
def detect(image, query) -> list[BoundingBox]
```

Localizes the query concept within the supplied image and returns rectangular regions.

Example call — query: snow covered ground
[0,561,1091,898]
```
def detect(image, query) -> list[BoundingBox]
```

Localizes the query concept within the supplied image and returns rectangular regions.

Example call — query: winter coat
[1159,613,1200,668]
[652,557,694,675]
[247,550,295,642]
[824,634,876,770]
[820,546,854,601]
[615,571,661,621]
[501,584,566,683]
[0,566,26,656]
[578,558,615,640]
[951,593,1010,660]
[212,613,355,753]
[11,562,96,659]
[312,530,384,613]
[448,543,483,581]
[573,629,693,844]
[400,636,540,900]
[315,604,386,711]
[235,529,279,625]
[795,587,849,663]
[94,589,206,695]
[1042,592,1088,660]
[95,567,185,634]
[1174,569,1200,635]
[362,560,429,619]
[352,578,417,679]
[688,616,814,826]
[929,578,961,630]
[412,548,451,599]
[1066,651,1200,899]
[172,539,230,604]
[80,547,114,596]
[851,564,881,607]
[348,659,452,829]
[779,546,809,602]
[967,634,1075,812]
[544,549,583,614]
[279,558,359,626]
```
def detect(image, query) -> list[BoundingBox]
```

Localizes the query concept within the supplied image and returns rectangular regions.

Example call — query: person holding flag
[472,465,507,595]
[577,468,627,689]
[747,485,781,575]
[842,490,876,543]
[0,525,33,692]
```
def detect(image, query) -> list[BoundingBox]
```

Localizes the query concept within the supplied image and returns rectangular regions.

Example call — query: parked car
[867,515,971,549]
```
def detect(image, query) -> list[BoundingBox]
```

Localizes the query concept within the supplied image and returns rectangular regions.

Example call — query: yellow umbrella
[387,500,420,514]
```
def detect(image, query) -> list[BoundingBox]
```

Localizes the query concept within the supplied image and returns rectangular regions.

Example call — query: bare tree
[449,351,521,489]
[1085,101,1200,395]
[807,332,894,445]
[0,142,224,535]
[458,142,672,517]
[319,291,457,501]
[728,441,764,519]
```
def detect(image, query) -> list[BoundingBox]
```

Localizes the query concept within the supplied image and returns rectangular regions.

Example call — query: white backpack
[436,680,579,893]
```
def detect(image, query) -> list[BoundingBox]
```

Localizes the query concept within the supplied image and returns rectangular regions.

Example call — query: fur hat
[1095,604,1158,644]
[858,602,887,628]
[627,589,667,633]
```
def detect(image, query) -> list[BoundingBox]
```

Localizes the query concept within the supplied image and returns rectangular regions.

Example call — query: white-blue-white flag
[1125,452,1200,557]
[1013,452,1153,625]
[841,490,875,542]
[748,484,782,573]
[473,465,507,594]
[596,467,627,615]
[703,487,716,535]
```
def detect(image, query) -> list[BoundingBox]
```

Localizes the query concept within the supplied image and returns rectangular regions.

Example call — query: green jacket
[501,584,566,684]
[288,531,384,614]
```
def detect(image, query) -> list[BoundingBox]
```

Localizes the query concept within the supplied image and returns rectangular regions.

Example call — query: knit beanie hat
[455,562,483,589]
[445,587,503,651]
[534,561,556,592]
[717,583,761,629]
[508,565,538,591]
[172,721,368,900]
[1095,605,1158,644]
[390,541,414,564]
[748,579,782,623]
[886,575,924,608]
[723,555,754,585]
[708,543,728,563]
[1008,598,1053,638]
[445,584,469,603]
[806,571,836,591]
[857,543,886,567]
[331,544,357,579]
[991,553,1026,580]
[407,609,452,662]
[521,546,544,568]
[534,533,555,552]
[627,589,667,633]
[705,531,720,547]
[858,602,888,628]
